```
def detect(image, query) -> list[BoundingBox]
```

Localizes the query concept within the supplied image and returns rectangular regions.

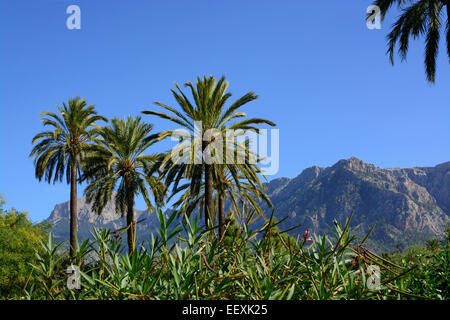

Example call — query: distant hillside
[44,157,450,253]
[46,196,163,246]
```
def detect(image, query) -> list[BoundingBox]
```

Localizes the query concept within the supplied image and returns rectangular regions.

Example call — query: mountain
[46,196,163,246]
[262,157,450,251]
[44,157,450,252]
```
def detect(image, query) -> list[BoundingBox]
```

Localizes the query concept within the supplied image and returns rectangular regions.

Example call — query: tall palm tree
[372,0,450,83]
[81,117,165,254]
[168,133,273,238]
[142,75,275,229]
[30,97,107,259]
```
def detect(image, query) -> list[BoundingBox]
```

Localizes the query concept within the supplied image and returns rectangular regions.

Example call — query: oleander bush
[381,228,449,300]
[12,210,447,300]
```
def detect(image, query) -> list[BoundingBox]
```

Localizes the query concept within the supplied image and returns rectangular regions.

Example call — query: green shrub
[0,196,47,298]
[381,236,449,300]
[401,248,449,300]
[19,210,439,300]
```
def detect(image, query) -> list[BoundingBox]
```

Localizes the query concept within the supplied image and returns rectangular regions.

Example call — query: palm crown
[30,97,106,184]
[373,0,450,83]
[142,75,275,232]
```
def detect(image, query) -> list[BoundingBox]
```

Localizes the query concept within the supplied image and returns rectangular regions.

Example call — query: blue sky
[0,1,449,222]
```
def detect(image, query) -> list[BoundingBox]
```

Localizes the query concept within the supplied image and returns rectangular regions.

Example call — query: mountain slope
[46,196,162,245]
[44,157,450,252]
[263,157,449,251]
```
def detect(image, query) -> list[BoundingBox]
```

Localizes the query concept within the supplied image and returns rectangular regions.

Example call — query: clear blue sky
[0,1,449,222]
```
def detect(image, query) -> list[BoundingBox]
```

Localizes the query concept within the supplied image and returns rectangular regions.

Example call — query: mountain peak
[435,161,450,169]
[333,156,372,171]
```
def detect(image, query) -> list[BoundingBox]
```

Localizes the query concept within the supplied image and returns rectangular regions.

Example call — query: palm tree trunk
[125,178,135,255]
[204,164,213,227]
[69,157,78,261]
[218,192,226,239]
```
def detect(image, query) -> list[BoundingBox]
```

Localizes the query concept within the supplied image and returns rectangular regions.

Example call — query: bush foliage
[8,210,447,300]
[0,196,47,298]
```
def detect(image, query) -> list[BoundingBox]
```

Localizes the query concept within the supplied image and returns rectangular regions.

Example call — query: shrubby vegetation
[381,227,450,300]
[0,196,47,298]
[2,210,445,300]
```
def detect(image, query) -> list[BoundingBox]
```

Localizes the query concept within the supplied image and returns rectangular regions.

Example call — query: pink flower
[306,237,313,242]
[304,230,310,237]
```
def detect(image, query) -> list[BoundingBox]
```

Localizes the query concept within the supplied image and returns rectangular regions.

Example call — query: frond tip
[374,0,448,83]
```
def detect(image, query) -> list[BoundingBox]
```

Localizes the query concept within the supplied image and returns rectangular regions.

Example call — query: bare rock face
[45,195,152,243]
[48,196,122,225]
[264,157,449,251]
[44,157,450,252]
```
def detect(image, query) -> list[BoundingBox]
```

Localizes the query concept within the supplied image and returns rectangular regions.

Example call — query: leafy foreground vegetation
[4,209,448,300]
[0,196,47,297]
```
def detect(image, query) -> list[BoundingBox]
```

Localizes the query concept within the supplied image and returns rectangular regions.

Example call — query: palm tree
[168,134,273,238]
[372,0,450,83]
[30,97,106,259]
[142,75,275,230]
[81,116,165,254]
[171,164,273,238]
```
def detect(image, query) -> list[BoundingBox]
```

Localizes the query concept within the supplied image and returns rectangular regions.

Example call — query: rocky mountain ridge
[45,157,450,252]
